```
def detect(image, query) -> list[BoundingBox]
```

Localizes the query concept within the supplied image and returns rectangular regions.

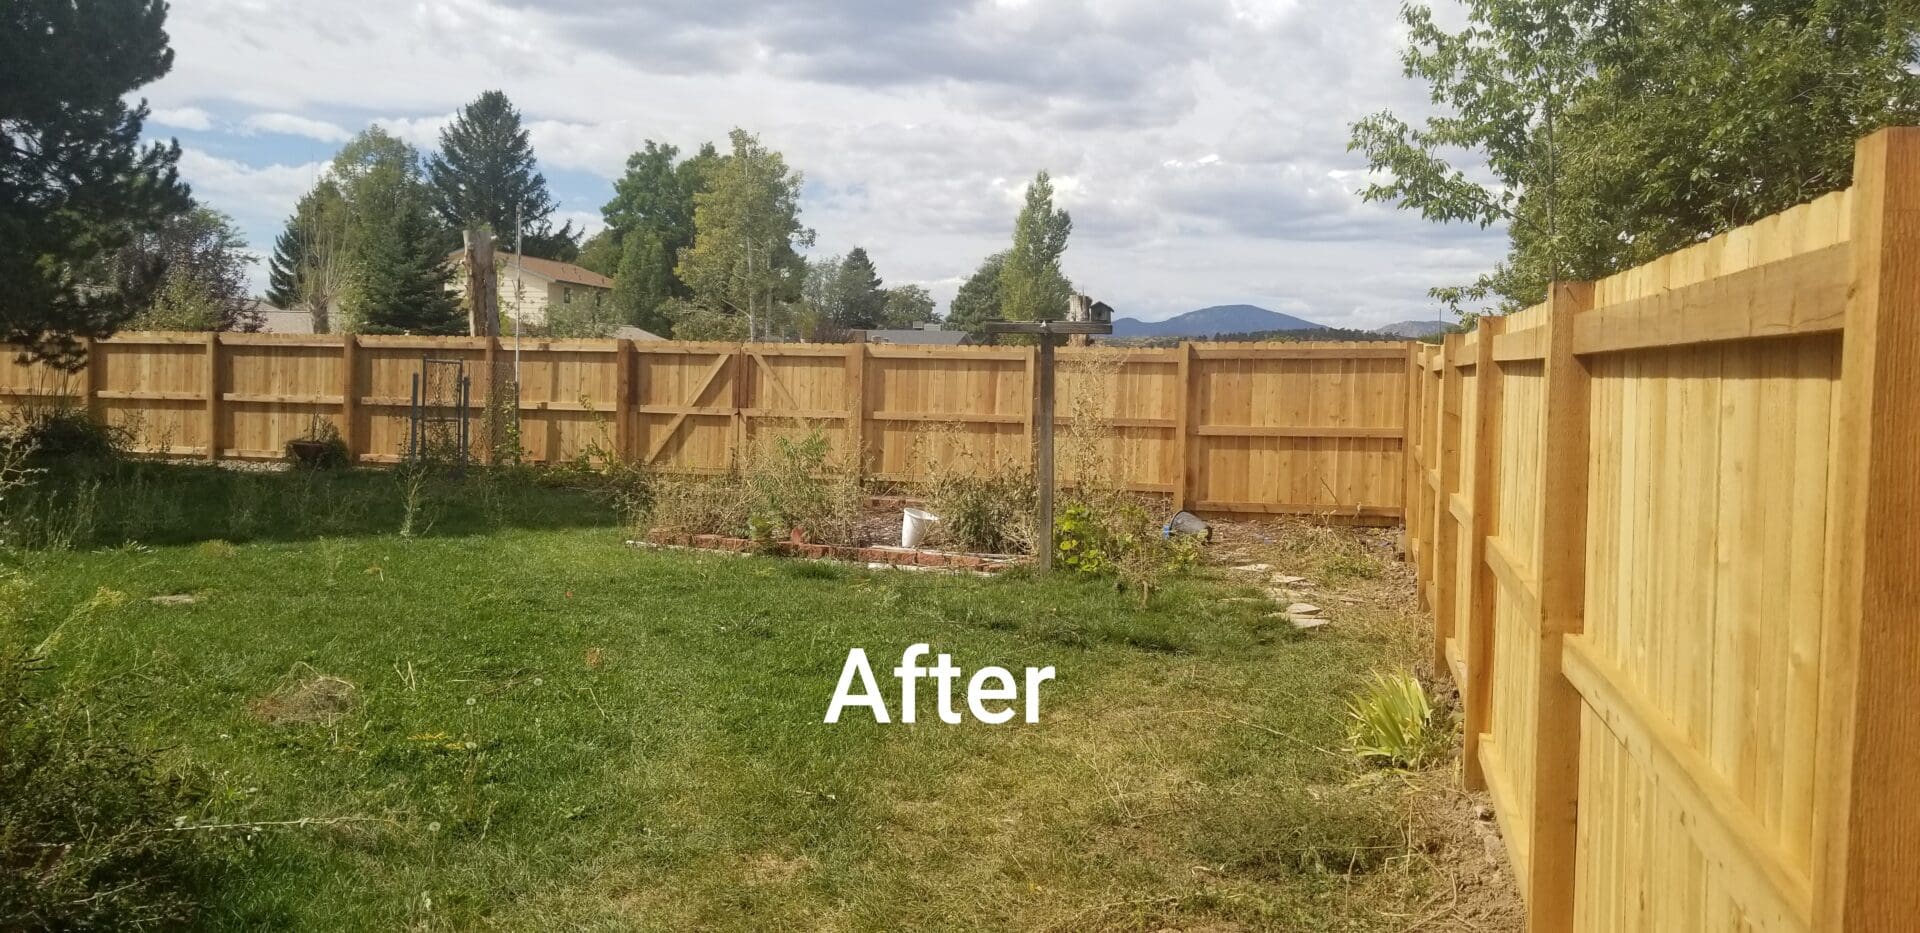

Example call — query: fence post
[845,343,866,481]
[204,332,220,460]
[1401,343,1419,568]
[1461,316,1505,792]
[732,345,749,468]
[614,339,634,465]
[1526,279,1595,930]
[1812,126,1920,931]
[1173,341,1194,511]
[83,337,103,422]
[1432,334,1463,675]
[339,334,359,463]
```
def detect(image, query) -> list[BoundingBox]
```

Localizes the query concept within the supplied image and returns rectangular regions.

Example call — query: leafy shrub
[1345,670,1447,769]
[1055,502,1117,574]
[0,407,129,465]
[924,466,1034,554]
[742,430,863,546]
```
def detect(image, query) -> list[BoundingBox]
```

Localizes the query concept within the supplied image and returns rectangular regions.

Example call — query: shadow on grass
[11,458,621,549]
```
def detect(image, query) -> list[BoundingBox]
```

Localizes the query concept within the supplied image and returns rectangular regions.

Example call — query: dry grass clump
[910,422,1036,554]
[635,428,864,546]
[250,665,357,726]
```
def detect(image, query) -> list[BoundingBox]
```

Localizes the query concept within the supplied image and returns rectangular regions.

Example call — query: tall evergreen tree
[1,0,191,366]
[351,195,461,335]
[999,172,1073,322]
[265,224,302,309]
[425,90,577,260]
[832,247,886,329]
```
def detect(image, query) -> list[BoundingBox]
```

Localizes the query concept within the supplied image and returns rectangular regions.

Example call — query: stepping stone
[1273,574,1308,585]
[149,594,198,606]
[1289,616,1331,631]
[1232,563,1273,573]
[1283,602,1323,616]
[1265,588,1300,602]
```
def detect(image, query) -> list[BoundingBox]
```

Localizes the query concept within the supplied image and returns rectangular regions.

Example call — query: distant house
[447,250,614,330]
[251,299,316,334]
[855,323,973,346]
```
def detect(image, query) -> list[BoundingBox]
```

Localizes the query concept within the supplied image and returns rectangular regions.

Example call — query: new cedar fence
[0,336,1413,521]
[1405,128,1919,931]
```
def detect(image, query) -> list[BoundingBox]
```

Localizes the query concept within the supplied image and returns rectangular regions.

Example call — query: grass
[8,463,1463,931]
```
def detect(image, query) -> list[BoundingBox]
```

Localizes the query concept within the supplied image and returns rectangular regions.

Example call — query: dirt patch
[740,852,815,886]
[249,666,357,725]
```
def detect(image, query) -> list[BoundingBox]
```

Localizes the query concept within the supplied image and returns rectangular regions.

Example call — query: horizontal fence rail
[0,336,1416,522]
[1406,129,1919,931]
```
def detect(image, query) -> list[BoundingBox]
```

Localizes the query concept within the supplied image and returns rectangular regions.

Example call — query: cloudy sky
[141,0,1504,329]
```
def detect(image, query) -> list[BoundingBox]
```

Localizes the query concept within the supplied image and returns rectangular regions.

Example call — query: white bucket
[902,508,940,548]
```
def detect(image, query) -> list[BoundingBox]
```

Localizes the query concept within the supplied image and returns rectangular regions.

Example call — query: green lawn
[11,464,1453,931]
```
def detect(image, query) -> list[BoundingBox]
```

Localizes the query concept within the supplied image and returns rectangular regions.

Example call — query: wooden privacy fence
[1405,128,1919,932]
[0,336,1415,521]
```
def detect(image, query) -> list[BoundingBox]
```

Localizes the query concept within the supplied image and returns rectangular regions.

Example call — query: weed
[1345,670,1447,769]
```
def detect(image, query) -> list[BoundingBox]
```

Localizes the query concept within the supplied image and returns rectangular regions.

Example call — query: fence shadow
[10,459,622,550]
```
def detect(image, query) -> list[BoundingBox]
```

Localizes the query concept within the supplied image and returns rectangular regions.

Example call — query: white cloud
[146,0,1501,326]
[240,112,353,142]
[150,106,214,130]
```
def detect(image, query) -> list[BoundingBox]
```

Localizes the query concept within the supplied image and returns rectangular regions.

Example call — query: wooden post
[1432,334,1463,675]
[464,228,498,338]
[482,336,499,465]
[1401,342,1418,561]
[339,334,359,463]
[1526,279,1595,930]
[732,345,749,469]
[614,339,634,465]
[1022,345,1038,454]
[845,343,866,481]
[83,337,103,423]
[1035,335,1056,572]
[1173,341,1194,511]
[1812,126,1920,931]
[204,332,220,460]
[1461,318,1505,791]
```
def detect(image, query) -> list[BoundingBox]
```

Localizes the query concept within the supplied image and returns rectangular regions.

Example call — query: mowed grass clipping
[14,466,1441,931]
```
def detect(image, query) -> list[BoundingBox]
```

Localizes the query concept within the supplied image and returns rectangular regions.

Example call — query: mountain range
[1373,319,1452,339]
[1108,304,1324,338]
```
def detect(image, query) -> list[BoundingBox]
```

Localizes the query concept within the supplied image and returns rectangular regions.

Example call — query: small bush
[0,407,129,465]
[1345,670,1447,770]
[924,466,1034,554]
[742,430,863,546]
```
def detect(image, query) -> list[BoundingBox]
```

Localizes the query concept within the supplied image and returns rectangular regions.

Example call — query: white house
[448,250,615,329]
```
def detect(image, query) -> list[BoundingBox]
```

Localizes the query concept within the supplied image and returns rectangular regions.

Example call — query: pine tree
[352,196,461,335]
[999,172,1073,322]
[265,225,302,309]
[425,90,577,259]
[832,247,886,329]
[1,0,191,366]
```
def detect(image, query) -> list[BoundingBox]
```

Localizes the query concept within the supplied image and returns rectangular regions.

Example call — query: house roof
[250,300,316,334]
[861,327,972,346]
[449,250,614,290]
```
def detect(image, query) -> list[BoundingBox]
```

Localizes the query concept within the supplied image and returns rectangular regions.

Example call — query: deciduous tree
[999,172,1073,322]
[676,129,814,339]
[1350,0,1920,316]
[947,251,1007,336]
